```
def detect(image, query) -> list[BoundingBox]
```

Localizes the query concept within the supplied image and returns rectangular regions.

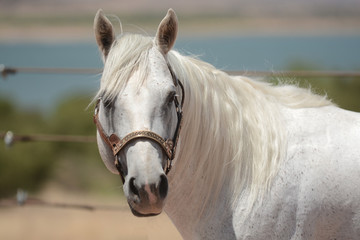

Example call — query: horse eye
[167,92,176,104]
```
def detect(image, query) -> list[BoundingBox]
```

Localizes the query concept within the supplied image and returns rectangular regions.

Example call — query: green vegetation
[0,95,120,198]
[285,60,360,112]
[0,100,54,197]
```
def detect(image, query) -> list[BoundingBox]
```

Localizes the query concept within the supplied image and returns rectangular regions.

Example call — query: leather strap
[93,100,179,160]
[93,65,184,178]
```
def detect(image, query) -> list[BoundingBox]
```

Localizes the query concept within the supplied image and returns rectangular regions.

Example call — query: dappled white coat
[94,8,360,239]
[165,103,360,239]
[163,54,360,239]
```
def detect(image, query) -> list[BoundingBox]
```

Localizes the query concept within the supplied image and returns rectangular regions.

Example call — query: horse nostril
[129,177,139,197]
[159,174,168,199]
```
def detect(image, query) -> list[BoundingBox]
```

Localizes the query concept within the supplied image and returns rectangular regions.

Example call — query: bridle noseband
[93,65,184,183]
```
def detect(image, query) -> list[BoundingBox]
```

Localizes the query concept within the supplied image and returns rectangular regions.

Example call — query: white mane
[96,33,333,216]
[166,48,332,216]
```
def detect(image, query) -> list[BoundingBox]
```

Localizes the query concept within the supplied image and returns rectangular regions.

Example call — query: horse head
[93,9,182,217]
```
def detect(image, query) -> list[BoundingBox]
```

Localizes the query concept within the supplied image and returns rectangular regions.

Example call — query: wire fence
[227,70,360,78]
[0,65,102,78]
[1,65,360,79]
[1,64,359,147]
[0,131,120,212]
[0,189,127,211]
[1,65,360,212]
[0,132,106,211]
[0,131,96,147]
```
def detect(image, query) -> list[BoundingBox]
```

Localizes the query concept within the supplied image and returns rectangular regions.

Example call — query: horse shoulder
[285,106,360,239]
[233,106,360,239]
[285,106,360,176]
[278,106,360,238]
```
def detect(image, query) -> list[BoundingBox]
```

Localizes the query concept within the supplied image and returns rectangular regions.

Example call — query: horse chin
[128,203,162,217]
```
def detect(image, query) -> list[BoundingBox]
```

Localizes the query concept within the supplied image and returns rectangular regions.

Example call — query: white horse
[92,9,360,239]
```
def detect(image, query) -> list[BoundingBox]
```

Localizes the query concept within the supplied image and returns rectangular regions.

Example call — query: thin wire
[1,65,359,79]
[0,196,128,212]
[1,131,96,147]
[227,70,360,78]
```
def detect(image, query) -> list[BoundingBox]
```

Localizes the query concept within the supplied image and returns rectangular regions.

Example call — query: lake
[0,34,359,113]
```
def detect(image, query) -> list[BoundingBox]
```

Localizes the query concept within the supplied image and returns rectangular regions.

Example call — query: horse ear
[155,9,178,54]
[94,9,115,60]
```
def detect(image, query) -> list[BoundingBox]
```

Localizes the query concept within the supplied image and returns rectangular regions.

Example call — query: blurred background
[0,0,359,239]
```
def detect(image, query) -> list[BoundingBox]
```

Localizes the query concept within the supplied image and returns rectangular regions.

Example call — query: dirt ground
[0,187,182,240]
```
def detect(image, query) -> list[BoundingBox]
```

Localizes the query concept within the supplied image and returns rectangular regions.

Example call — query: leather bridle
[93,65,185,183]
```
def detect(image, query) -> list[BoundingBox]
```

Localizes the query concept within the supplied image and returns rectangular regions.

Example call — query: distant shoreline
[1,16,359,43]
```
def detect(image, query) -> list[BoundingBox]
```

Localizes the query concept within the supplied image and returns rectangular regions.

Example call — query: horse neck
[165,52,286,229]
[164,58,236,233]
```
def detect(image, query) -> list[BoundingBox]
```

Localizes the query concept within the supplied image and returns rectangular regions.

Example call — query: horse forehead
[147,47,173,88]
[124,49,173,98]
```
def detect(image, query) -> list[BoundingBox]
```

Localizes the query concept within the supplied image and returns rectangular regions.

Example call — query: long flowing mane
[96,33,333,216]
[166,46,332,215]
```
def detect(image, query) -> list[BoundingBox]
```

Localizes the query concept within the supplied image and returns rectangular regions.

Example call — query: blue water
[1,35,359,113]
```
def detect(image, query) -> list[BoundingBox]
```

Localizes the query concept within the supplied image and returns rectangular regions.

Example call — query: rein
[93,65,185,183]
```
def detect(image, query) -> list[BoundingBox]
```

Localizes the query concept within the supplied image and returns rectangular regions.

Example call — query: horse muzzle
[125,174,168,217]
